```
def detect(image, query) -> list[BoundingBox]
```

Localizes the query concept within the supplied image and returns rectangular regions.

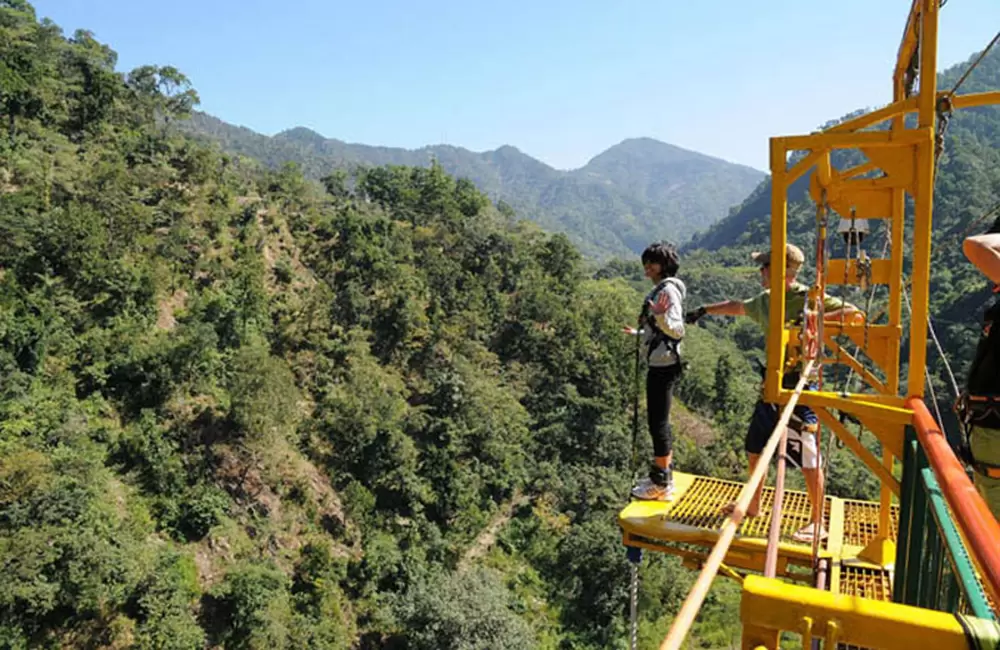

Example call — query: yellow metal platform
[620,472,898,598]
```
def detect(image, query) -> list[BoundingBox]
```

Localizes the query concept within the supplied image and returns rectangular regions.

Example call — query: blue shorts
[745,372,821,470]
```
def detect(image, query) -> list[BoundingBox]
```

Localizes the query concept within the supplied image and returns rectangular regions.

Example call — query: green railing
[894,427,996,620]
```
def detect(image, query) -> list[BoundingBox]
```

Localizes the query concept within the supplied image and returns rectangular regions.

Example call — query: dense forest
[1,1,997,649]
[0,3,771,648]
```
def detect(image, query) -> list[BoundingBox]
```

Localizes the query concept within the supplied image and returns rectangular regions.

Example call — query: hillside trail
[458,489,531,572]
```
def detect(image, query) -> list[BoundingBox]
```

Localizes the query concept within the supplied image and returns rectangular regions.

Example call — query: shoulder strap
[645,281,682,338]
[966,301,1000,395]
[787,284,809,326]
[641,279,684,362]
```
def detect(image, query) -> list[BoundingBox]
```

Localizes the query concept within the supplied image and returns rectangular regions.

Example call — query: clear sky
[32,0,1000,172]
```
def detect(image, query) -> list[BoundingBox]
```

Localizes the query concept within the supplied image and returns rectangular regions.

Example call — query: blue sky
[33,0,1000,172]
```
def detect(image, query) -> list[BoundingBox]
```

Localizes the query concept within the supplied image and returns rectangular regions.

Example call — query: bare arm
[686,298,750,324]
[964,233,1000,285]
[704,300,746,317]
[825,305,861,321]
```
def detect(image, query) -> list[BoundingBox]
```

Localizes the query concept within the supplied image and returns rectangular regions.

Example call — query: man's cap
[751,243,805,270]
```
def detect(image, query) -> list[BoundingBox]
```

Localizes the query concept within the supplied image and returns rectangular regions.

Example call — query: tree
[320,168,349,199]
[0,1,60,142]
[393,568,536,650]
[126,64,200,126]
[64,29,123,138]
[713,354,733,413]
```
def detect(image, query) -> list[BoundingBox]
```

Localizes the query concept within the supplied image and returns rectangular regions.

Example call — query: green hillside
[179,113,765,259]
[0,3,784,648]
[4,1,997,648]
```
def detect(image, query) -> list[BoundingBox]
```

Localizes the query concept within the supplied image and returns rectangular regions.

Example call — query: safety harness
[954,299,1000,479]
[640,277,685,368]
[750,356,818,437]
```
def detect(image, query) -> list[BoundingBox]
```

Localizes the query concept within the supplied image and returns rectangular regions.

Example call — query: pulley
[838,215,870,249]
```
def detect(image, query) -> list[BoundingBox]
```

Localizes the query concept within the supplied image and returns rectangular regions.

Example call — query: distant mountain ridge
[180,114,766,259]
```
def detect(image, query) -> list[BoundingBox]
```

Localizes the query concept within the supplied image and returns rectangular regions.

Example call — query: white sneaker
[792,522,828,543]
[631,477,675,502]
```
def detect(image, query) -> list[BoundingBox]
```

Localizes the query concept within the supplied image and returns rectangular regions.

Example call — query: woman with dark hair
[624,242,686,501]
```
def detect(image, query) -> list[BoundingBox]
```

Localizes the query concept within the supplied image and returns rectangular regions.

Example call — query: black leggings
[647,364,682,460]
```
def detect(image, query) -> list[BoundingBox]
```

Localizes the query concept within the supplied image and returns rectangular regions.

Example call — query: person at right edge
[959,215,1000,522]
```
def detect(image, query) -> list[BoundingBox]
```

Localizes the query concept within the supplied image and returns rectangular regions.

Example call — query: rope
[842,223,891,394]
[927,365,947,428]
[822,417,838,472]
[629,561,640,650]
[959,200,1000,240]
[717,562,745,584]
[828,221,890,465]
[927,310,961,399]
[902,284,950,427]
[764,423,789,579]
[629,319,643,497]
[658,360,816,650]
[947,30,1000,97]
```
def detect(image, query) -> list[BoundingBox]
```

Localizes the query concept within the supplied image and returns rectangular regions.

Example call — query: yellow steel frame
[739,575,984,650]
[760,0,1000,566]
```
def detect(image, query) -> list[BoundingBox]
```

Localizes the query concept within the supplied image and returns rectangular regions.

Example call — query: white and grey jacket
[639,277,686,367]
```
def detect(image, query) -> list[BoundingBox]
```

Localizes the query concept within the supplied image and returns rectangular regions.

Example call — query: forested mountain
[180,113,765,259]
[0,3,798,648]
[5,1,997,648]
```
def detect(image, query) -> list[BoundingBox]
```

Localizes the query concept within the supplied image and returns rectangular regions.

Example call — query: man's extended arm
[821,292,862,322]
[686,299,746,323]
[704,300,746,317]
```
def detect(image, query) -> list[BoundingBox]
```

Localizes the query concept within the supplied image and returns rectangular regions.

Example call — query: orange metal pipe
[763,428,788,579]
[907,396,1000,611]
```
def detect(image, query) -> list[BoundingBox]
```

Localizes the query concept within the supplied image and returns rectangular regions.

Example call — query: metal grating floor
[619,471,903,596]
[839,565,893,601]
[841,500,900,547]
[835,565,895,650]
[665,476,831,548]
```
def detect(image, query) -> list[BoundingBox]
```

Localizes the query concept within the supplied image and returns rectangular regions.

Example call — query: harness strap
[973,461,1000,480]
[955,392,1000,425]
[642,278,684,367]
[954,392,1000,475]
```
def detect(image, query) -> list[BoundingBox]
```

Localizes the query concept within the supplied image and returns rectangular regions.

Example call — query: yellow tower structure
[618,2,1000,648]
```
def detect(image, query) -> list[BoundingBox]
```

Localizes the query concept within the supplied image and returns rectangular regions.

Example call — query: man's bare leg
[802,466,824,525]
[794,450,827,542]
